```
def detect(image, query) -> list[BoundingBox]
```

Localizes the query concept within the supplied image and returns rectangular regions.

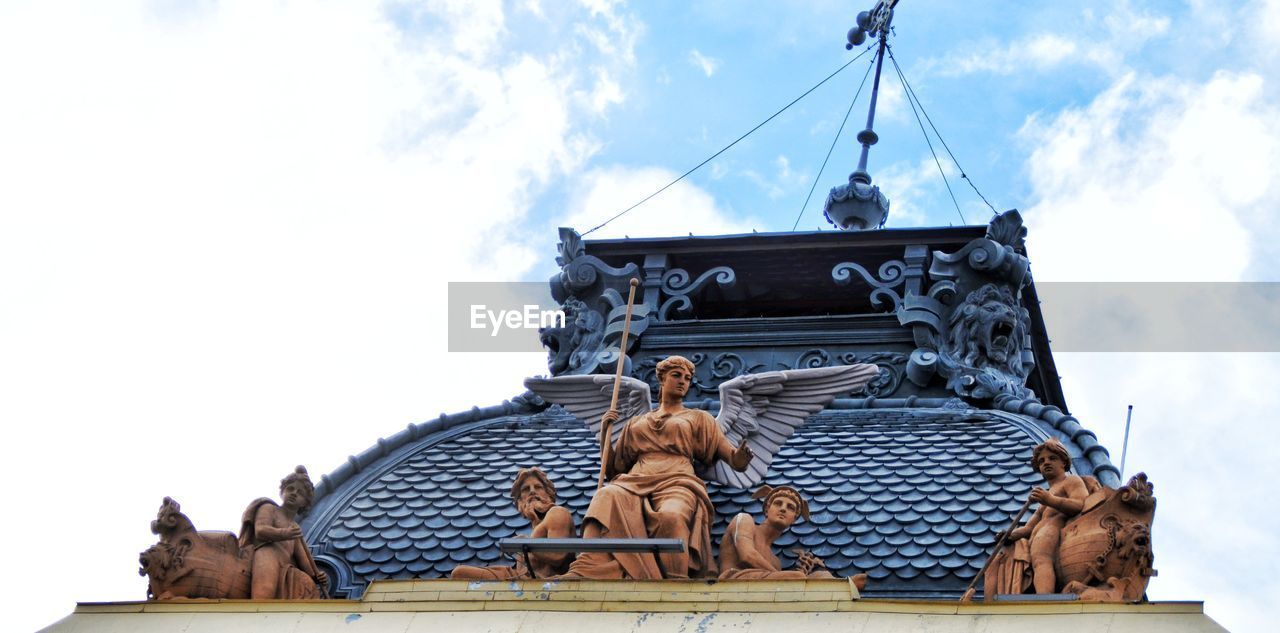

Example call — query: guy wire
[582,44,876,237]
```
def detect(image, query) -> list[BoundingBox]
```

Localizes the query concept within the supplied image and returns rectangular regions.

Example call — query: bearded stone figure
[450,468,575,579]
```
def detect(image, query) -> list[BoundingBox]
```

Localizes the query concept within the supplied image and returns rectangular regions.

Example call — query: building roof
[302,397,1117,600]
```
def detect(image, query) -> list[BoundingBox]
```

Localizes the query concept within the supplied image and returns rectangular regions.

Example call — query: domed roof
[302,398,1116,599]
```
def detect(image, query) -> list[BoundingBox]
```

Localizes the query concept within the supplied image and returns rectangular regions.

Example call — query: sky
[1,1,1277,631]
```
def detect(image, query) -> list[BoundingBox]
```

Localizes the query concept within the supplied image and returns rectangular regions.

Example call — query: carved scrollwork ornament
[658,266,736,321]
[831,259,908,312]
[777,349,907,398]
[634,352,762,398]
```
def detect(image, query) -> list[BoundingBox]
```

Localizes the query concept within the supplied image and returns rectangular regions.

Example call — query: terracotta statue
[719,485,867,588]
[1059,473,1157,602]
[451,467,575,579]
[977,437,1162,601]
[240,466,329,599]
[985,438,1088,595]
[139,497,252,600]
[569,356,750,579]
[526,356,879,579]
[985,454,1158,603]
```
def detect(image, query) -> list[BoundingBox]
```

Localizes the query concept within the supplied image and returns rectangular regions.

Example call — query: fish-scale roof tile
[305,405,1096,599]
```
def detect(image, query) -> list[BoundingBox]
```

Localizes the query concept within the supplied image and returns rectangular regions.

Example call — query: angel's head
[655,355,695,400]
[753,484,810,529]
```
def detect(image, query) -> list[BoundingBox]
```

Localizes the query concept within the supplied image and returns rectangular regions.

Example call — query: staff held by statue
[960,493,1033,602]
[599,278,640,489]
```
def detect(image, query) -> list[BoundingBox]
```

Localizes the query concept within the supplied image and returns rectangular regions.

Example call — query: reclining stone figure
[451,467,575,579]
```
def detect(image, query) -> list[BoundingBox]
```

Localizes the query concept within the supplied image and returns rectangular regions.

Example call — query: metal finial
[824,1,897,231]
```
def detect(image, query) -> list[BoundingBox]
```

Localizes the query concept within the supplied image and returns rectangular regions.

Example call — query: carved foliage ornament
[789,349,908,398]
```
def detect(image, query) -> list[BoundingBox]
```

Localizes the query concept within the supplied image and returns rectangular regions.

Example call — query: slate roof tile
[305,406,1072,598]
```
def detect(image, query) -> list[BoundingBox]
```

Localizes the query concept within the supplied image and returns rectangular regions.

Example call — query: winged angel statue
[524,355,879,580]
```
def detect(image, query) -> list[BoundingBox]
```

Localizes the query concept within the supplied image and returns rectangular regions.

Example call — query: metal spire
[824,1,897,231]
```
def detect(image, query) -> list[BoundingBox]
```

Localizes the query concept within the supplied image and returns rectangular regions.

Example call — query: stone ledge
[75,579,1206,616]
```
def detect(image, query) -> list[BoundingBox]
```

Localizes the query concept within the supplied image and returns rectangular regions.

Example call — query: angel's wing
[703,364,881,487]
[523,374,653,445]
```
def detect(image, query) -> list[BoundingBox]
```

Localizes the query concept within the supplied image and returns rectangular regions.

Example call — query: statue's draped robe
[239,499,323,599]
[454,561,525,580]
[569,409,732,579]
[985,538,1033,596]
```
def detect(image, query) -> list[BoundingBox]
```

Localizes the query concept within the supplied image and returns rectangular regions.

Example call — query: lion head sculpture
[539,296,605,375]
[937,283,1033,400]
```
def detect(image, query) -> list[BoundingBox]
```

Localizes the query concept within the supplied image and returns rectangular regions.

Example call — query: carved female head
[655,355,695,400]
[279,465,316,513]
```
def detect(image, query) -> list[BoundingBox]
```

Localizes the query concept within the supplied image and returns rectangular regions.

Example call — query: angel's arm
[604,411,636,478]
[713,434,753,471]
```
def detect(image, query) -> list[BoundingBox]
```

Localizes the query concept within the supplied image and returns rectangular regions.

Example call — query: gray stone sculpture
[898,210,1036,401]
[539,227,648,376]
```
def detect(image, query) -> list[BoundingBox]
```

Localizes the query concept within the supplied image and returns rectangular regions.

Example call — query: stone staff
[598,278,640,490]
[960,493,1033,603]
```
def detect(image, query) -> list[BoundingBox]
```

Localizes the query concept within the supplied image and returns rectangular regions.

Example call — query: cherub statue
[239,465,328,599]
[986,438,1088,595]
[451,467,575,579]
[719,484,866,587]
[526,356,879,579]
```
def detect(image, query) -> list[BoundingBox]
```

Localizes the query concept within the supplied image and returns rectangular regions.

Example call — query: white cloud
[558,165,758,238]
[1019,53,1280,633]
[1021,71,1280,281]
[0,1,638,630]
[877,76,907,121]
[937,33,1079,76]
[688,48,721,78]
[1102,4,1170,42]
[926,5,1168,78]
[1251,0,1280,60]
[577,0,642,66]
[743,155,808,200]
[874,157,972,227]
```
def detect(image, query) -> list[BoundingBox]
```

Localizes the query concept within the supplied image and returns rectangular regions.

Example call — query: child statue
[240,465,328,599]
[719,484,866,588]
